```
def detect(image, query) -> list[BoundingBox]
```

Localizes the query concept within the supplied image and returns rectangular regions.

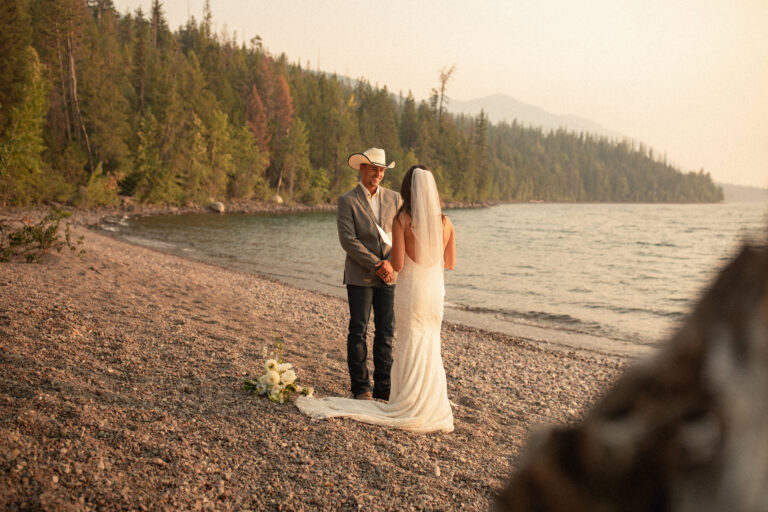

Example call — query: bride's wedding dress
[296,169,453,434]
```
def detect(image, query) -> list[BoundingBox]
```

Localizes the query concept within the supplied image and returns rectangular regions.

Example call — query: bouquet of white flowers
[243,345,313,403]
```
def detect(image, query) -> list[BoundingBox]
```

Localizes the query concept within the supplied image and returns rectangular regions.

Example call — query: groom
[337,147,402,401]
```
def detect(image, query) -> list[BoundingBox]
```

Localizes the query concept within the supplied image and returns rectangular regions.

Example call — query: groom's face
[360,163,387,190]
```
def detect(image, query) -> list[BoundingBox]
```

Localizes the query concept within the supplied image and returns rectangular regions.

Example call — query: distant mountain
[718,183,768,203]
[448,94,623,139]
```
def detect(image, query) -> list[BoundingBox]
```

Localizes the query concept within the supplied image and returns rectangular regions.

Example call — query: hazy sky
[114,0,767,188]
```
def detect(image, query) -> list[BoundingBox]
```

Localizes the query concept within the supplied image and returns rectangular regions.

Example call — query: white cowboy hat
[347,147,396,171]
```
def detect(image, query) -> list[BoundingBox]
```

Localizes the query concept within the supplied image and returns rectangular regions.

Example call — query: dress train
[295,255,453,433]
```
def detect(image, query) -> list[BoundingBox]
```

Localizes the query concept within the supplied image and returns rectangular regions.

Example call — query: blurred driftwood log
[497,243,768,512]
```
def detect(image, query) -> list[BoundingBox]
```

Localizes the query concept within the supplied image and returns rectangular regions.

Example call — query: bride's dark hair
[397,165,444,220]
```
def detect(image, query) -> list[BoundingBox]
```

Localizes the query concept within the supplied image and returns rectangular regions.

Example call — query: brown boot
[354,391,373,400]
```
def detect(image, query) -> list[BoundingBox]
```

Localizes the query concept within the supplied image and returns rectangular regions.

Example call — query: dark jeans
[346,284,395,400]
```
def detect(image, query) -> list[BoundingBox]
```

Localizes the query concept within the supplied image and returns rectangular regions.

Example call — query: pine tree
[282,118,311,201]
[355,84,401,163]
[299,75,358,195]
[131,7,150,114]
[268,74,295,194]
[472,110,492,199]
[245,84,270,157]
[32,0,94,172]
[228,123,269,200]
[284,69,334,202]
[150,0,168,49]
[205,109,234,202]
[273,75,295,135]
[82,0,131,175]
[0,47,49,206]
[0,0,32,138]
[179,113,211,204]
[399,92,418,151]
[134,108,178,203]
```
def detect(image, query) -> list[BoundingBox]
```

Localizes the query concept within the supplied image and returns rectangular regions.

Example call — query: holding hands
[375,260,394,284]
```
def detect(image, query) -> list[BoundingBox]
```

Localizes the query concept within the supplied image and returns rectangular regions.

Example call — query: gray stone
[209,201,225,213]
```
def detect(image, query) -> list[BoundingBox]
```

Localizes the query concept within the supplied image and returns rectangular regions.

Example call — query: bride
[295,166,456,433]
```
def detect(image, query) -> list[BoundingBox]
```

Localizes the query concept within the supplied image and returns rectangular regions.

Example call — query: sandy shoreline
[1,220,628,510]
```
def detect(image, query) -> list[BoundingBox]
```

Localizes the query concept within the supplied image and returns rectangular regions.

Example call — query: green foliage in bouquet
[0,209,84,263]
[243,340,313,404]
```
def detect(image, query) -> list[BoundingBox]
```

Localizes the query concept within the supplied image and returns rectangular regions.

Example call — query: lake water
[109,201,767,358]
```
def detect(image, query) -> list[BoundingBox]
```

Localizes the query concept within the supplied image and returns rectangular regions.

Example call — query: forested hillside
[0,0,723,207]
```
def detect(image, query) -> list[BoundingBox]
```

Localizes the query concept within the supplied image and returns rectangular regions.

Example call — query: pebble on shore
[0,215,626,510]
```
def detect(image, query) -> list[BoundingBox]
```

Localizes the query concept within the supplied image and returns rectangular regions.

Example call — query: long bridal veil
[411,167,444,267]
[295,167,453,433]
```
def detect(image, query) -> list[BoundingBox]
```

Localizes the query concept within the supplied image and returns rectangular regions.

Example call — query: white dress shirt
[358,182,382,226]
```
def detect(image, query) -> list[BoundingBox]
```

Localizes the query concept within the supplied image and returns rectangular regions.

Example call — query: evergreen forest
[0,0,724,208]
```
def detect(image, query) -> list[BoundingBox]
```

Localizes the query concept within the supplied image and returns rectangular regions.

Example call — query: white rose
[305,386,314,397]
[280,369,296,386]
[264,359,279,372]
[258,374,268,385]
[295,385,304,394]
[278,363,293,372]
[269,385,282,400]
[266,370,280,386]
[256,382,267,395]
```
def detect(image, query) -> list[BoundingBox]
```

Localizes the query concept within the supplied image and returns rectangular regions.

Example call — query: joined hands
[375,260,394,284]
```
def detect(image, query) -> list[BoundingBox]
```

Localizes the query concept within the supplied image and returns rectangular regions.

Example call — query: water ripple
[118,202,767,350]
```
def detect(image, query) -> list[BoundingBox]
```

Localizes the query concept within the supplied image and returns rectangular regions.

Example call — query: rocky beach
[0,211,627,510]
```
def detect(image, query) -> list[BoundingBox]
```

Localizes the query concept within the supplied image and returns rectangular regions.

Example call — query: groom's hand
[375,260,394,283]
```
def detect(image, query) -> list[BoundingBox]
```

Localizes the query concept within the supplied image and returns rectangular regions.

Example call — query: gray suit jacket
[337,184,402,286]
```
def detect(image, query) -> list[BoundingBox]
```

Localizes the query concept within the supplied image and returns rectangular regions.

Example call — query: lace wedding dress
[295,169,453,434]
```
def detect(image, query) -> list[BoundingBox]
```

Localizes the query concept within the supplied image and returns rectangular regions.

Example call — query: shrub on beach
[0,209,84,263]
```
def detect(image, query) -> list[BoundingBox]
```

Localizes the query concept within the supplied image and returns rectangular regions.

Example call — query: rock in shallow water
[496,242,768,512]
[208,202,225,213]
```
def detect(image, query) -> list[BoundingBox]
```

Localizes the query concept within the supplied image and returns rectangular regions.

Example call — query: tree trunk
[66,29,93,171]
[437,64,456,125]
[331,151,341,193]
[54,24,72,144]
[151,0,159,48]
[287,161,295,200]
[138,67,145,114]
